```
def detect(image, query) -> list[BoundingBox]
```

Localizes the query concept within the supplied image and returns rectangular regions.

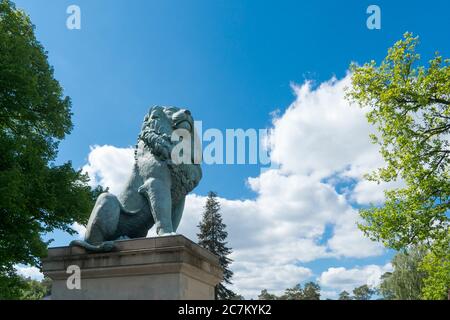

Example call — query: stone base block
[42,235,223,300]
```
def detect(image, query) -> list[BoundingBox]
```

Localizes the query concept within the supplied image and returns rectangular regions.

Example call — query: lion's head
[137,106,202,202]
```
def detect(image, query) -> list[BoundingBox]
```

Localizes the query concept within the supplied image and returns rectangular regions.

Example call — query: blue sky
[13,0,450,298]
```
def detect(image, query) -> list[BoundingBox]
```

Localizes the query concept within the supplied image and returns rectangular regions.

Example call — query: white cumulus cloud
[318,263,393,292]
[72,222,86,239]
[15,265,44,281]
[82,145,135,195]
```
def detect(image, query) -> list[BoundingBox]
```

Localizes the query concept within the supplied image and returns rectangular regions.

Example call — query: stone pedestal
[42,235,223,300]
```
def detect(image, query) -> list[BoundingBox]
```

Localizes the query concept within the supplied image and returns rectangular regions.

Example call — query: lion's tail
[69,240,116,253]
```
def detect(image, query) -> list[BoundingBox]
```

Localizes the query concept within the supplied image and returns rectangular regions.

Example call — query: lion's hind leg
[84,192,122,244]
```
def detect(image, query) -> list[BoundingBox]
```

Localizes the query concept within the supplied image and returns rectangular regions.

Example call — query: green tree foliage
[280,282,321,300]
[258,289,279,300]
[0,270,26,299]
[91,185,109,202]
[258,282,321,300]
[229,293,245,300]
[338,290,352,300]
[280,284,303,300]
[19,276,51,300]
[352,284,375,300]
[0,0,94,298]
[302,282,321,300]
[419,235,450,300]
[40,276,52,296]
[347,32,450,298]
[197,191,235,300]
[379,247,426,300]
[0,273,51,300]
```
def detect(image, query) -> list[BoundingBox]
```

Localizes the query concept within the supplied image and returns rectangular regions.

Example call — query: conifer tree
[197,192,235,300]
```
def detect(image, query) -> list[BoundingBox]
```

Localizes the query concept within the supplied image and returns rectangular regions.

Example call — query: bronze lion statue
[70,106,202,252]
